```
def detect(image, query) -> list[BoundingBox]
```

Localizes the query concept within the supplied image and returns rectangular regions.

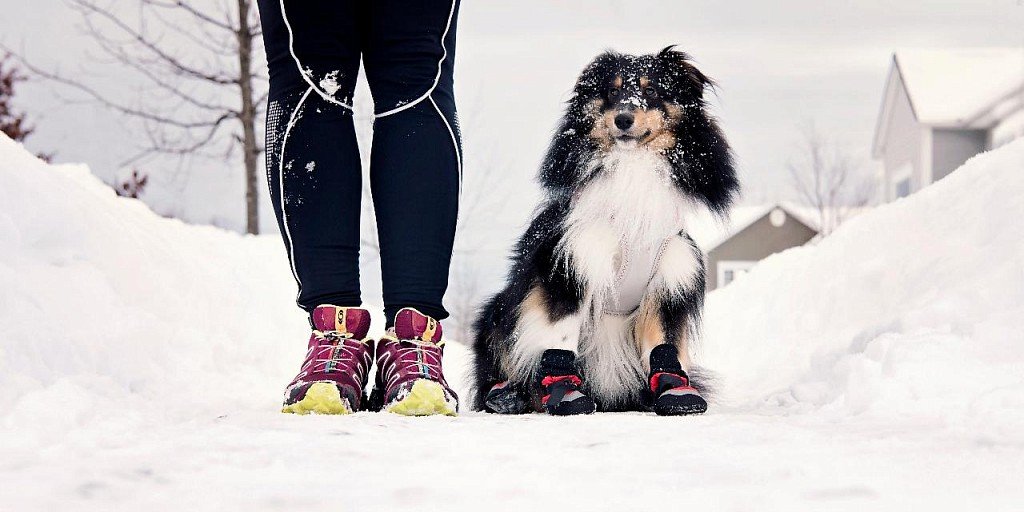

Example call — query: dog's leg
[634,234,708,415]
[508,286,583,384]
[635,234,705,370]
[504,286,598,415]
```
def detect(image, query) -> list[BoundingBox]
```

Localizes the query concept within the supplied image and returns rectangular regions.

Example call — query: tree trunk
[236,0,260,234]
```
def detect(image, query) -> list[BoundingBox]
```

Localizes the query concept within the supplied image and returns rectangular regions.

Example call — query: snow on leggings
[257,0,461,325]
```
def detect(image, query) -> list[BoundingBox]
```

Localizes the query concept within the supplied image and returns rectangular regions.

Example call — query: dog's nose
[614,112,634,131]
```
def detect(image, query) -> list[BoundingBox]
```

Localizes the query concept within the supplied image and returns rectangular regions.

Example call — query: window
[717,261,756,288]
[724,269,737,284]
[895,178,911,198]
[891,164,912,200]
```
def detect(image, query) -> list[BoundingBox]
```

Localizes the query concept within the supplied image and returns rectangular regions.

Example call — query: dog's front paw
[536,349,597,416]
[648,344,707,416]
[651,375,707,415]
[483,381,531,414]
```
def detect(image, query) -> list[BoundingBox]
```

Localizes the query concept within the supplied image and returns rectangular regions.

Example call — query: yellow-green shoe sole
[281,382,353,415]
[385,379,458,417]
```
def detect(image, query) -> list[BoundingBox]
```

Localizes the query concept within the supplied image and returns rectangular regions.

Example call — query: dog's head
[542,47,738,215]
[574,46,711,151]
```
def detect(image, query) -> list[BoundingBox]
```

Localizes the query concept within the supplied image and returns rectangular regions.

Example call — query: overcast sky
[2,0,1023,234]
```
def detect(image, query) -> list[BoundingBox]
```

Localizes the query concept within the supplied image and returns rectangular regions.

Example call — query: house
[873,48,1024,202]
[689,203,820,290]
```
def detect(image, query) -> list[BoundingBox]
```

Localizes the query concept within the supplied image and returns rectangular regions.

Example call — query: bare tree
[787,123,873,235]
[445,133,511,343]
[0,53,34,142]
[0,52,55,161]
[446,262,483,343]
[114,168,149,198]
[4,0,266,233]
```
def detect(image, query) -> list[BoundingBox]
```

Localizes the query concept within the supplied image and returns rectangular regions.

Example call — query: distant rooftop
[688,203,825,252]
[894,48,1024,126]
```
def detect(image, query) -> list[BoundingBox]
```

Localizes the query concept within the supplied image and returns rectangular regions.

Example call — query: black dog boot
[483,380,531,414]
[649,344,707,416]
[536,349,596,416]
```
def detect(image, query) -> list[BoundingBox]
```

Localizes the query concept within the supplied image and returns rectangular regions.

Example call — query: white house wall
[932,128,988,182]
[882,72,923,201]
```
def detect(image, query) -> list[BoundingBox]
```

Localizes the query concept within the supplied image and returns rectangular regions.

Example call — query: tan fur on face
[613,75,623,88]
[588,100,614,151]
[589,102,680,153]
[664,102,684,123]
[639,76,650,88]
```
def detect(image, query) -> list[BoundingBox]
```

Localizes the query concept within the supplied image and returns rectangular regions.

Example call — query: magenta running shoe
[281,305,373,415]
[371,308,459,416]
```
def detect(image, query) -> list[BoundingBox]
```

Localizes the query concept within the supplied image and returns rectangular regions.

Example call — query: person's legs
[357,0,462,415]
[259,0,365,312]
[260,1,375,415]
[363,0,462,326]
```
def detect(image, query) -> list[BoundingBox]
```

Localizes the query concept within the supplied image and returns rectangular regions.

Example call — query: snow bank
[2,132,1023,511]
[703,138,1024,443]
[0,132,472,439]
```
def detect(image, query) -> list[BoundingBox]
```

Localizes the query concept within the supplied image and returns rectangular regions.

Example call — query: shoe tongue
[311,305,371,339]
[393,308,443,343]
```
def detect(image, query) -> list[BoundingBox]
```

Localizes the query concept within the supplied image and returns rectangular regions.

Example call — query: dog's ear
[572,51,619,98]
[658,45,713,99]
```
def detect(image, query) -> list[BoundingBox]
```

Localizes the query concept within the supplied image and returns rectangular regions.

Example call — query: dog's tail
[686,365,717,403]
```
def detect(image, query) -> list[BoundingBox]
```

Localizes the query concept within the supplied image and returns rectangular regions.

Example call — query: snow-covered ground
[1,132,1023,511]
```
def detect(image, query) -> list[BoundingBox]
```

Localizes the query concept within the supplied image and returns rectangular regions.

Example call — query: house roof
[688,202,821,253]
[896,48,1024,127]
[873,48,1024,158]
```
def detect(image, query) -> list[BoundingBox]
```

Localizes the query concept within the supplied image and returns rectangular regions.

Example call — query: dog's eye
[644,87,658,98]
[608,88,620,99]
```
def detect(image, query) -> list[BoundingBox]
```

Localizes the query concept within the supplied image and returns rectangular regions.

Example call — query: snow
[896,48,1024,125]
[2,132,1024,510]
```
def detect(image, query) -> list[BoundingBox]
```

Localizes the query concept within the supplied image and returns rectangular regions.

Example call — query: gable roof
[897,48,1023,124]
[873,48,1024,158]
[688,202,820,253]
[896,48,1024,127]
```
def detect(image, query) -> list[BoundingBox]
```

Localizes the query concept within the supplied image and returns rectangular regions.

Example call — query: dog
[470,47,739,416]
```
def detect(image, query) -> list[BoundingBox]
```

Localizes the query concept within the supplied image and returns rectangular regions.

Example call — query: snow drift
[702,139,1024,444]
[1,132,1023,511]
[0,132,471,437]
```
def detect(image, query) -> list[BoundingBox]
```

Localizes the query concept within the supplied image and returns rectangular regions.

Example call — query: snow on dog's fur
[471,47,739,412]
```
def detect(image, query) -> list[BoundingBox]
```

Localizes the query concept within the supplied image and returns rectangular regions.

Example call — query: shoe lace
[308,331,366,376]
[380,337,443,388]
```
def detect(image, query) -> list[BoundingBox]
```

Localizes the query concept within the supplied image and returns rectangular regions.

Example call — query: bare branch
[143,0,235,31]
[147,6,238,57]
[787,122,871,235]
[79,31,236,113]
[70,0,238,85]
[5,49,230,130]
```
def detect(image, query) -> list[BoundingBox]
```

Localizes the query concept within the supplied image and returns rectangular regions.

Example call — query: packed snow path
[1,134,1022,511]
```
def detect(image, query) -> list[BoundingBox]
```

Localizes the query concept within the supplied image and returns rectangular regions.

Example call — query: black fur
[471,48,738,412]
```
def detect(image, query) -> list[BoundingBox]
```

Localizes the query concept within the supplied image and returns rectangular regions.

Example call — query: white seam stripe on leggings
[374,0,457,118]
[279,0,353,110]
[279,86,314,303]
[429,95,462,199]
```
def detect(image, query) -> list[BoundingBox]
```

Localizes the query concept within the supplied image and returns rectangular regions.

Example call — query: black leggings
[257,0,462,324]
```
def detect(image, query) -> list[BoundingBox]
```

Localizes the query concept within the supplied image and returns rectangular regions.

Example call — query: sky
[2,0,1023,237]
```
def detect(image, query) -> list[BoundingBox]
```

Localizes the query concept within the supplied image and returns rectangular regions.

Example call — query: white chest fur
[558,145,697,314]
